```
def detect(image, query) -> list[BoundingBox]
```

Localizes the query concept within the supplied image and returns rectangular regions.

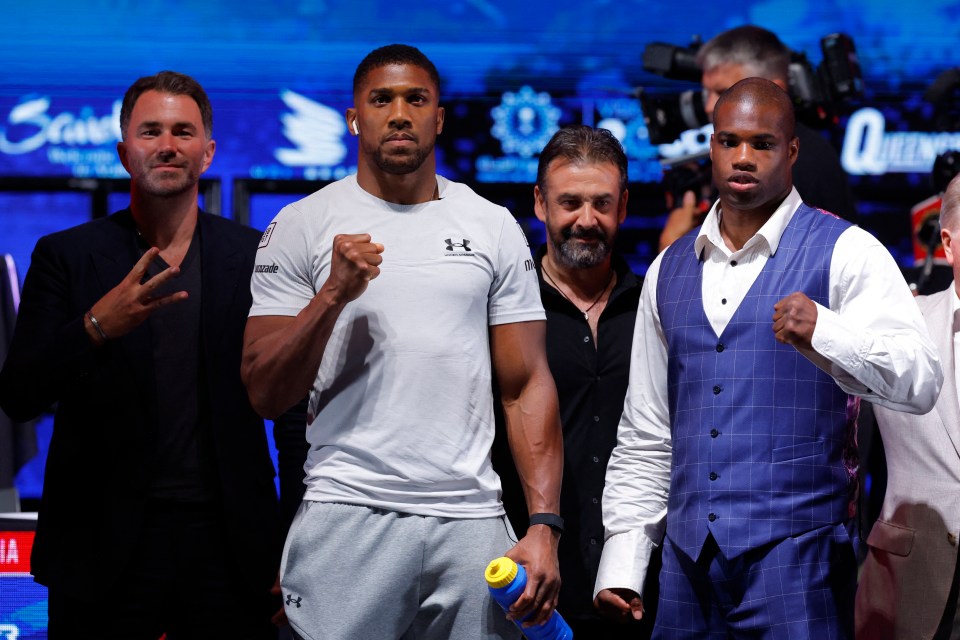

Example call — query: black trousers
[48,499,278,640]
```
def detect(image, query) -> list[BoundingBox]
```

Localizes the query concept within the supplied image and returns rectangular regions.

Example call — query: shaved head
[714,77,795,140]
[710,76,799,219]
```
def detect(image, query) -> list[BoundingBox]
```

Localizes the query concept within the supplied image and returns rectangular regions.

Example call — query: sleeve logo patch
[259,222,277,248]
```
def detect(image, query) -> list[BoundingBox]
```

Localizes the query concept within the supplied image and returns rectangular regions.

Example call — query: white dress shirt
[594,187,943,599]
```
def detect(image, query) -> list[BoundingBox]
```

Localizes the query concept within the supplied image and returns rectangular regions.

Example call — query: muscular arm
[241,233,382,418]
[491,320,563,626]
[242,296,344,418]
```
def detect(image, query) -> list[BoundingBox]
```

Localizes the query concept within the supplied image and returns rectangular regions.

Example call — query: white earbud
[351,121,359,135]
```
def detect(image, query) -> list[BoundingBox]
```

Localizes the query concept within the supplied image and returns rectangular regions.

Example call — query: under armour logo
[286,594,302,608]
[445,238,471,251]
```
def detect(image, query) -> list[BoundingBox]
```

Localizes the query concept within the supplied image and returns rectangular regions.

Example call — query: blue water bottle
[485,556,574,640]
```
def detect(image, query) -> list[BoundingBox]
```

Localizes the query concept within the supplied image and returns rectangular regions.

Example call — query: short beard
[373,142,434,175]
[553,228,612,269]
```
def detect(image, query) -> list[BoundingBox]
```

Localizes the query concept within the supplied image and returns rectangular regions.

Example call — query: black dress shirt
[495,246,657,634]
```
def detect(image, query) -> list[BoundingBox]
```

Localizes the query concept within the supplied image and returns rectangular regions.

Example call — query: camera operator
[658,25,858,251]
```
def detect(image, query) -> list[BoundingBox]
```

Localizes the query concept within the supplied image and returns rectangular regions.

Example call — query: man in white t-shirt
[241,44,564,640]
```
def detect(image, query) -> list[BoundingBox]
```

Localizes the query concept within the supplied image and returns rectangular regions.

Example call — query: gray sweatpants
[280,501,523,640]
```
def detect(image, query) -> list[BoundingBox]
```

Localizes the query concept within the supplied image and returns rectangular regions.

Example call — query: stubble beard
[136,166,200,198]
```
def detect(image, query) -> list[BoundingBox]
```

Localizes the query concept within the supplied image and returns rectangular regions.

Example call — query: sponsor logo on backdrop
[0,537,19,566]
[0,624,21,639]
[595,98,664,183]
[842,107,960,175]
[0,96,125,176]
[491,86,561,158]
[477,86,561,182]
[0,531,33,574]
[275,90,348,167]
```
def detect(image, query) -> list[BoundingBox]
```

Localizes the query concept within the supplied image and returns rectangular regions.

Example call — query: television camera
[639,33,864,146]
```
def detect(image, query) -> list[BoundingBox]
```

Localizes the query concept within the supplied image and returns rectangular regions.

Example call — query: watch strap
[528,512,564,534]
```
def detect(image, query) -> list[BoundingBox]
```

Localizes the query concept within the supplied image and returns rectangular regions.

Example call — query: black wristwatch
[528,512,564,535]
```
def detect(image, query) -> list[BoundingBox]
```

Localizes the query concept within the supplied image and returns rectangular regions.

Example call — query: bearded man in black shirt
[496,125,659,638]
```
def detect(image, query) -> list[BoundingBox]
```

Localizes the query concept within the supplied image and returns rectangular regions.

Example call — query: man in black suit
[0,71,281,638]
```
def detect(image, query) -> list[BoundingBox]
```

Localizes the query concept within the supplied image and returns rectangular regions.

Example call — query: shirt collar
[693,186,803,258]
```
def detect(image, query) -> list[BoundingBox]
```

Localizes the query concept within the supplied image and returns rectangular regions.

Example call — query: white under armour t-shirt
[250,174,544,518]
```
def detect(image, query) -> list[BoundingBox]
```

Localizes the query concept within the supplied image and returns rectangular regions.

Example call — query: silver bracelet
[86,311,108,341]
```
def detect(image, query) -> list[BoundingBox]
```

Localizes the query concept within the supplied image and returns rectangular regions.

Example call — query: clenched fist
[325,233,384,304]
[772,291,818,350]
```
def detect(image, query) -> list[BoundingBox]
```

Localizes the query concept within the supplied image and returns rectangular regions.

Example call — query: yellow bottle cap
[485,556,519,589]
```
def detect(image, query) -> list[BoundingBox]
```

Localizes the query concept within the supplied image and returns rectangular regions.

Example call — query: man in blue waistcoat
[592,77,943,638]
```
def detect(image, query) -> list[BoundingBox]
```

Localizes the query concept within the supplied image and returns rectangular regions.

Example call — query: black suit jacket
[0,210,280,599]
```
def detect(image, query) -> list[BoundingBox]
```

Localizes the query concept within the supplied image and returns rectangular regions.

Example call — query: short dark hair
[697,25,791,84]
[353,44,441,96]
[120,71,213,140]
[714,77,796,140]
[536,125,628,196]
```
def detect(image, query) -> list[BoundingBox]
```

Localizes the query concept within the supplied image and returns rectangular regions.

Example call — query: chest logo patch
[444,238,476,257]
[445,238,471,252]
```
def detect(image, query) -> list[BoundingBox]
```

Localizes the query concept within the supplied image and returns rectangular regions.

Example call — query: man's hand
[772,291,818,350]
[323,233,384,305]
[270,571,288,627]
[503,525,561,627]
[594,587,644,622]
[659,190,707,252]
[87,247,187,342]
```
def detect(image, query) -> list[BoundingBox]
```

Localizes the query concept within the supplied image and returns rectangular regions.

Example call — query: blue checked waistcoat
[656,203,857,561]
